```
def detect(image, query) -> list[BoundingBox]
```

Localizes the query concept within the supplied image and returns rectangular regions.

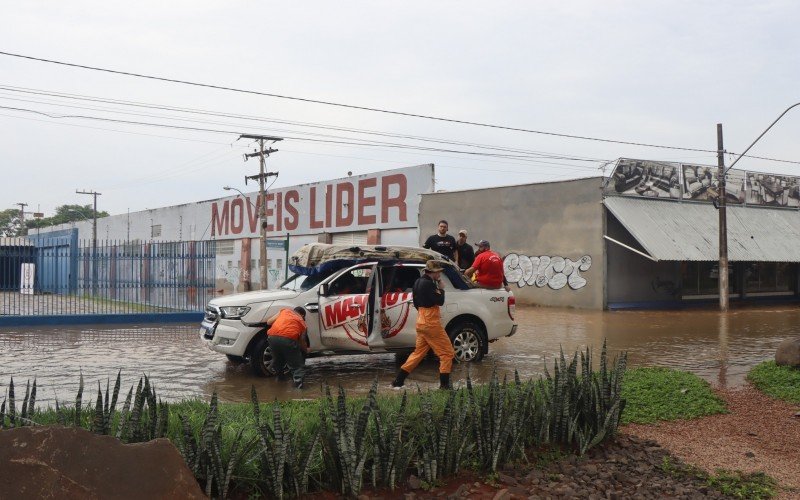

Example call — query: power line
[0,104,615,164]
[0,50,772,157]
[0,85,607,162]
[1,82,797,166]
[0,110,602,182]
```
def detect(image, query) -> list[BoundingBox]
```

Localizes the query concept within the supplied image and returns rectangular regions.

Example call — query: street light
[223,186,247,199]
[716,102,800,311]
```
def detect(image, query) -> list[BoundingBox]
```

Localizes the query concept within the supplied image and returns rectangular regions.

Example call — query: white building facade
[45,164,434,292]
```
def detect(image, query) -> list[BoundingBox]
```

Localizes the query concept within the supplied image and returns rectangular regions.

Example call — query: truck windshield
[280,271,333,291]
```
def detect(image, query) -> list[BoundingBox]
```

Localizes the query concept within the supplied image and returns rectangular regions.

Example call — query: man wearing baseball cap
[455,229,475,271]
[465,240,507,290]
[391,259,456,390]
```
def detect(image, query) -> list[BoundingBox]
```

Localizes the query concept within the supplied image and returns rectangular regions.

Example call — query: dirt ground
[626,386,800,499]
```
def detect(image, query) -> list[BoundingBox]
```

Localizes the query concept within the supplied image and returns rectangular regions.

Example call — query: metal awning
[604,196,800,262]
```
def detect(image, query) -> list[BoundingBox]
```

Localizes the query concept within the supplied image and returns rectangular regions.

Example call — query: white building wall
[43,165,432,294]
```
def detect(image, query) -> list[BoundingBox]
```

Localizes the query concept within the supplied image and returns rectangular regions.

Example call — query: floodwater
[0,305,795,405]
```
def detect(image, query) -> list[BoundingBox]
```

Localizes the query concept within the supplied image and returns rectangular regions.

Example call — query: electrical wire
[0,104,614,165]
[0,109,601,179]
[2,50,790,160]
[0,85,607,163]
[0,81,796,167]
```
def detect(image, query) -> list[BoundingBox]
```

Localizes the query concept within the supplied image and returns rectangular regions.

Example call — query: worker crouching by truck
[265,306,309,389]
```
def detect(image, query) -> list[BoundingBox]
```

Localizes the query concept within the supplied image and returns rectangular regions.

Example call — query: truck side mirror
[319,283,329,296]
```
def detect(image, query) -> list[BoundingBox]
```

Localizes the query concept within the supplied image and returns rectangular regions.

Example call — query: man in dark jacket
[391,260,455,390]
[455,229,474,270]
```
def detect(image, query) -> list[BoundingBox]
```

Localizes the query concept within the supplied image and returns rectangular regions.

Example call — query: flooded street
[0,305,795,404]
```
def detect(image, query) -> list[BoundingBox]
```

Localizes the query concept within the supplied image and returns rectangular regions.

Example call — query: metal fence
[0,238,216,316]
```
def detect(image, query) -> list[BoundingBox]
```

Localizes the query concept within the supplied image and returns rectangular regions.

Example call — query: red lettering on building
[265,193,275,232]
[210,201,229,236]
[336,182,355,227]
[310,187,324,229]
[357,178,377,225]
[381,174,407,223]
[230,197,244,234]
[246,194,262,234]
[212,170,415,235]
[325,184,333,227]
[275,192,283,232]
[284,190,299,230]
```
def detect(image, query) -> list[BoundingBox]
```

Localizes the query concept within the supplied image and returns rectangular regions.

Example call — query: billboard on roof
[604,159,681,199]
[604,158,791,208]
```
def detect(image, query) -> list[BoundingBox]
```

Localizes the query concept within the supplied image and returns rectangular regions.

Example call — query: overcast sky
[2,1,799,217]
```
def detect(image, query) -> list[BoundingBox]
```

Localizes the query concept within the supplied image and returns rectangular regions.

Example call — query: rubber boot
[391,369,409,388]
[439,373,451,390]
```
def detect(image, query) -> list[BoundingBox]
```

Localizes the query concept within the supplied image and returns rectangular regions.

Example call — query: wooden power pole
[240,135,282,290]
[716,124,729,312]
[15,202,27,236]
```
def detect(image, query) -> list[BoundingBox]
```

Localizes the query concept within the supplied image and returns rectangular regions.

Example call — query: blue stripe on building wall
[0,312,203,327]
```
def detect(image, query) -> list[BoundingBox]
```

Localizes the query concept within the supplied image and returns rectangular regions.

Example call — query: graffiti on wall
[218,265,241,291]
[503,254,592,290]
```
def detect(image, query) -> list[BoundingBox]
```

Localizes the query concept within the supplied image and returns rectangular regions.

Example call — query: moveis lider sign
[209,164,434,237]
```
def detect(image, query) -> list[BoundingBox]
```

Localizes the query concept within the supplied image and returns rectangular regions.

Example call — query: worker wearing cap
[455,229,475,271]
[391,260,456,390]
[465,240,508,290]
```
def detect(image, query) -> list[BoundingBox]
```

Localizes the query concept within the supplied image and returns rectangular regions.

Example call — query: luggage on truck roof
[289,243,448,276]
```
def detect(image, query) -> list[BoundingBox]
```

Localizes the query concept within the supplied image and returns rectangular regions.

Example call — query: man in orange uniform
[391,260,455,390]
[265,306,309,389]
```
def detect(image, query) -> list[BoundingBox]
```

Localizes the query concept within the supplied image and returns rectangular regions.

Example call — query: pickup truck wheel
[226,354,246,365]
[448,321,486,363]
[250,336,277,377]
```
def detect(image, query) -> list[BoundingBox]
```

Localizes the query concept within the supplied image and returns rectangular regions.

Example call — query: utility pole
[717,102,800,311]
[716,124,729,312]
[240,135,282,290]
[15,202,27,236]
[76,189,102,295]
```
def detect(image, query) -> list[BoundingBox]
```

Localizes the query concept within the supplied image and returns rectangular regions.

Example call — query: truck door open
[317,263,376,351]
[367,264,422,350]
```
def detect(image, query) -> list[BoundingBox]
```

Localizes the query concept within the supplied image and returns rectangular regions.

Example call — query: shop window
[745,262,797,294]
[216,240,234,255]
[682,262,734,296]
[776,263,796,292]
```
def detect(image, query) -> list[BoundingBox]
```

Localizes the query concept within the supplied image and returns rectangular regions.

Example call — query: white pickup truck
[200,244,517,376]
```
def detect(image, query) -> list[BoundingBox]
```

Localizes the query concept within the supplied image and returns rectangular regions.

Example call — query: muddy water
[0,305,795,404]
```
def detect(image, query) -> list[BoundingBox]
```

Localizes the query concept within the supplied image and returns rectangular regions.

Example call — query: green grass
[660,457,777,499]
[621,367,727,424]
[747,361,800,404]
[707,470,778,499]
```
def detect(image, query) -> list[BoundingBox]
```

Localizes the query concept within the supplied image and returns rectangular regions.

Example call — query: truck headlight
[219,306,251,319]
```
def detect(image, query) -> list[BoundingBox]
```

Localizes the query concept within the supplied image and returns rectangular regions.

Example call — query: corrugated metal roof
[604,196,800,262]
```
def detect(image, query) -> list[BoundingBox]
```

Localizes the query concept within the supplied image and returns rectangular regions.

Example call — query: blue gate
[0,235,216,322]
[30,230,78,294]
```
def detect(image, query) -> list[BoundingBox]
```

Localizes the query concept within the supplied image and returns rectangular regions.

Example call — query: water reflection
[0,305,794,404]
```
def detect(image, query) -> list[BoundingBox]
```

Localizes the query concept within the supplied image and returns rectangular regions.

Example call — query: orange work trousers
[401,306,455,374]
